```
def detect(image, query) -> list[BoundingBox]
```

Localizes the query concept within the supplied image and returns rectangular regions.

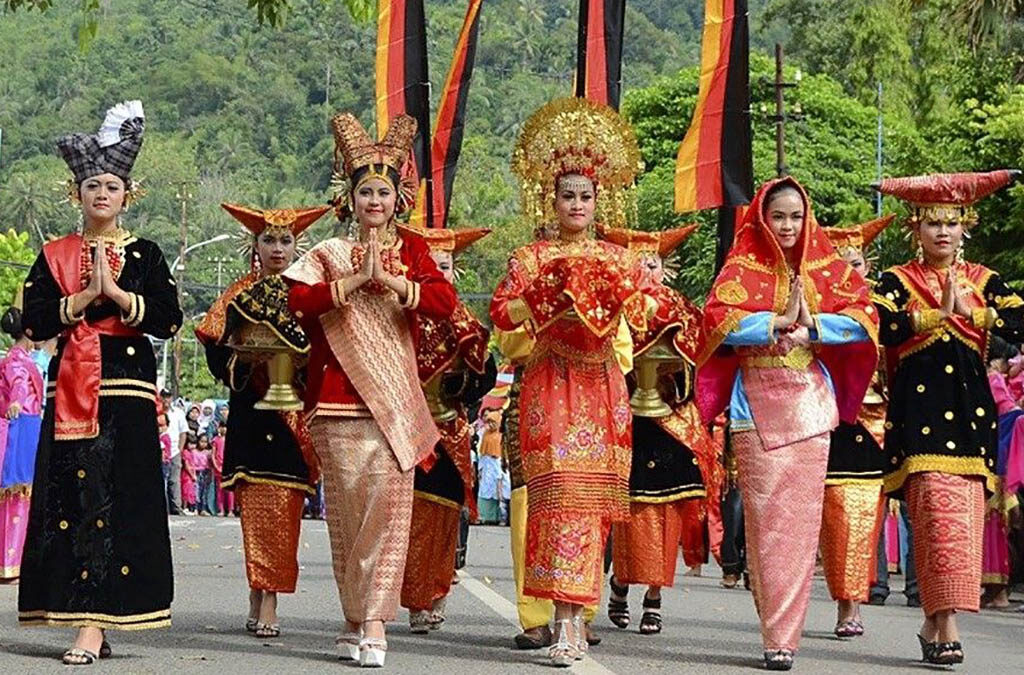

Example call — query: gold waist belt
[740,347,815,370]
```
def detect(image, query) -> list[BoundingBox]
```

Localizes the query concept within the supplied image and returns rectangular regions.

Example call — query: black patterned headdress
[57,100,145,184]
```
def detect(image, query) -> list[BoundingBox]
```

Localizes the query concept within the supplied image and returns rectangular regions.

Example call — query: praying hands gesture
[346,229,412,302]
[940,266,971,320]
[774,276,815,331]
[72,244,133,316]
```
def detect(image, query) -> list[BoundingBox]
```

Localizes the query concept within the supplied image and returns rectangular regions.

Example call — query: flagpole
[715,207,735,272]
[876,81,884,217]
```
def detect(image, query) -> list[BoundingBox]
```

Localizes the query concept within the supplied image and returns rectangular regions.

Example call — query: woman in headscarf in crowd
[601,224,720,636]
[284,112,456,667]
[490,97,646,667]
[698,177,878,670]
[873,170,1024,665]
[196,398,217,439]
[197,202,327,639]
[185,403,201,443]
[0,290,44,584]
[397,224,496,634]
[818,215,895,638]
[17,101,182,664]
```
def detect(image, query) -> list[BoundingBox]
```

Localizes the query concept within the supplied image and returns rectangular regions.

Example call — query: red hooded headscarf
[697,177,879,424]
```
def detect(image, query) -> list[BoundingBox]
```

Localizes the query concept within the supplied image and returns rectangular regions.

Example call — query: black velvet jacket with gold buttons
[23,235,182,402]
[873,262,1024,496]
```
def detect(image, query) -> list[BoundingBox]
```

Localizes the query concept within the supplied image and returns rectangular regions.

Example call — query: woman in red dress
[491,97,646,667]
[698,177,878,670]
[284,112,456,667]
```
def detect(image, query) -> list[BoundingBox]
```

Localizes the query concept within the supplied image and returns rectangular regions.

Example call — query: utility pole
[208,256,234,288]
[764,44,803,178]
[172,181,193,397]
[325,62,332,107]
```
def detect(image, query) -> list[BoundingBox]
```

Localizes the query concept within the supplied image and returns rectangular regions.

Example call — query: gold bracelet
[910,308,943,333]
[972,307,998,330]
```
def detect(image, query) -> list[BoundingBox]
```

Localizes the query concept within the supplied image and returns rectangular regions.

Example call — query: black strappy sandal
[934,641,964,665]
[607,576,630,629]
[99,640,111,659]
[917,634,962,665]
[639,594,662,635]
[62,648,98,666]
[763,649,794,671]
[834,619,863,638]
[255,622,280,638]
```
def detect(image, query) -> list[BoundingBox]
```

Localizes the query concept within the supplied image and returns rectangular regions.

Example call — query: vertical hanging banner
[575,0,626,110]
[376,0,433,225]
[674,0,753,213]
[429,0,484,229]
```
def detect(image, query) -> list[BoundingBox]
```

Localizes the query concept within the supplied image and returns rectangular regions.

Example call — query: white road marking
[456,570,618,675]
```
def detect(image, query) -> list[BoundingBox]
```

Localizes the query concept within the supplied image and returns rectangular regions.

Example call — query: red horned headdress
[823,213,896,258]
[876,170,1018,228]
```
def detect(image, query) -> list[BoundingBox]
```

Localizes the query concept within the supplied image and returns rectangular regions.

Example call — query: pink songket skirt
[733,430,830,652]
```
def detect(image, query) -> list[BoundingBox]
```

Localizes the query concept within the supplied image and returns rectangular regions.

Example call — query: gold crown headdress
[512,97,643,228]
[330,112,418,217]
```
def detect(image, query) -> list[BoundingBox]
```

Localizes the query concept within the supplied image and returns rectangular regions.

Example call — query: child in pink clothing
[0,330,44,581]
[181,439,198,514]
[212,423,233,516]
[194,435,214,516]
[983,340,1023,608]
[1008,353,1024,403]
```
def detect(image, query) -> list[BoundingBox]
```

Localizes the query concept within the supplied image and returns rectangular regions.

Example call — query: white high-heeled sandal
[548,619,579,668]
[335,631,361,661]
[359,637,388,668]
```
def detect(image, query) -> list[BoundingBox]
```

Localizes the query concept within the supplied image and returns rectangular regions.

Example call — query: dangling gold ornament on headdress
[512,97,643,229]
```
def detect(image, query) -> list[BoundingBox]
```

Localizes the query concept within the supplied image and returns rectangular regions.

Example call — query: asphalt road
[1,515,1021,673]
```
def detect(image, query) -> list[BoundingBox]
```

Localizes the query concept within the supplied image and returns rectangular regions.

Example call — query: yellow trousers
[510,486,598,629]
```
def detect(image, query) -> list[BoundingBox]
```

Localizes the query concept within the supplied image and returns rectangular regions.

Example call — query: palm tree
[915,0,1023,50]
[0,174,62,244]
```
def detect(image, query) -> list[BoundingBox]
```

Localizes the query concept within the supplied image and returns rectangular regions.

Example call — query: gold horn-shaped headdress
[330,112,418,215]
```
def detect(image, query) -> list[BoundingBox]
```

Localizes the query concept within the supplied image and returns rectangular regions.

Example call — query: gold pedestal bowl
[630,333,685,419]
[229,322,305,411]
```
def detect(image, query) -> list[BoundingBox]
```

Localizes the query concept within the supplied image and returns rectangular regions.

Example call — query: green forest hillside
[0,0,718,306]
[2,0,1024,317]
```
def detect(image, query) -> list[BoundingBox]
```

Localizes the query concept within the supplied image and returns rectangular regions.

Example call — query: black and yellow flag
[428,0,483,228]
[376,0,432,224]
[575,0,626,110]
